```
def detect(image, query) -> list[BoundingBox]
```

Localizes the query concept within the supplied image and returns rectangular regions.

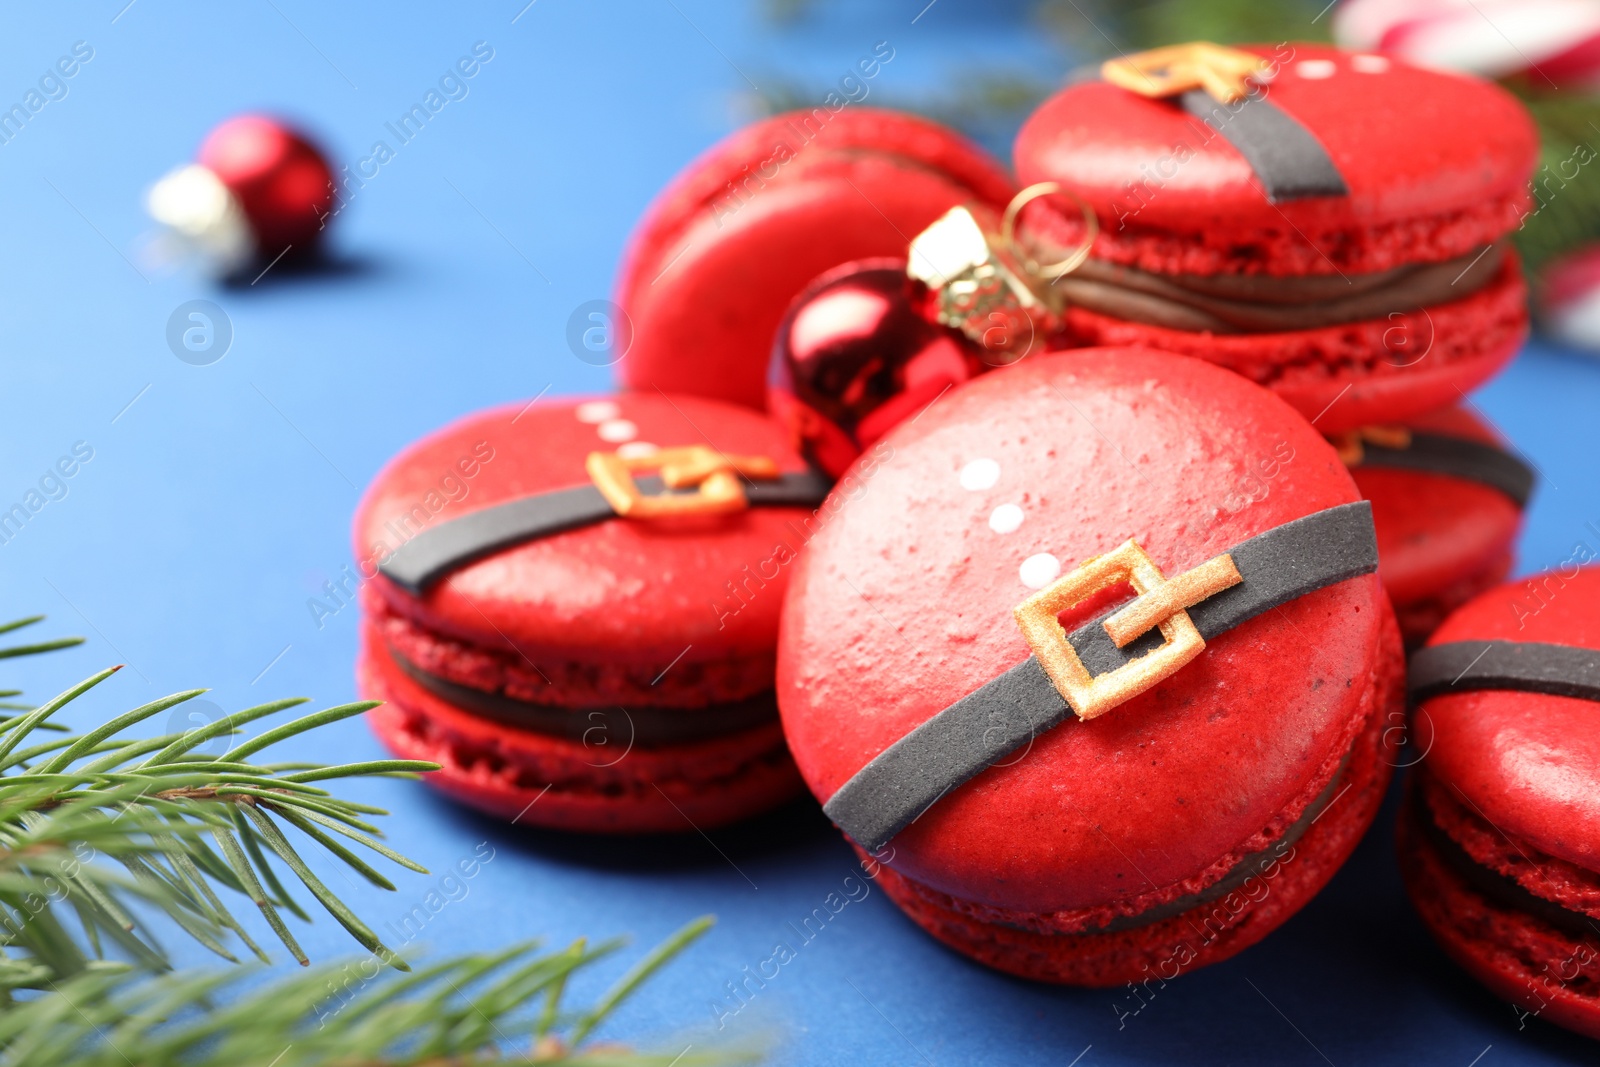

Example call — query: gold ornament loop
[1000,182,1100,283]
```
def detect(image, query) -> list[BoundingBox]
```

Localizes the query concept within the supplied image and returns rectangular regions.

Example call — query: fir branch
[1033,0,1335,54]
[0,616,83,665]
[0,620,750,1064]
[0,918,753,1067]
[0,616,437,986]
[1501,81,1600,277]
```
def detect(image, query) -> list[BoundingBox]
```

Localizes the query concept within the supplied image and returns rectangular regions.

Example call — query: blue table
[2,2,1596,1063]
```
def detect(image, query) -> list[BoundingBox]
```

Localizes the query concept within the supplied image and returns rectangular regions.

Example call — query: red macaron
[777,346,1403,984]
[1338,406,1533,646]
[1401,566,1600,1039]
[354,393,833,832]
[615,107,1014,410]
[1012,42,1537,432]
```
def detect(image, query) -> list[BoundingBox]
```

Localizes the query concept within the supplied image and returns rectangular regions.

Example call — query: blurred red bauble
[147,115,334,274]
[198,116,334,252]
[768,259,984,477]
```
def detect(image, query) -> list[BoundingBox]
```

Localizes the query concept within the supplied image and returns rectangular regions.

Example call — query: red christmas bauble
[199,116,333,253]
[147,114,334,273]
[768,259,984,477]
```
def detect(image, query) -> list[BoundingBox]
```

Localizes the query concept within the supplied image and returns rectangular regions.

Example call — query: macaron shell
[360,634,802,832]
[1363,466,1515,613]
[1013,44,1536,270]
[1399,794,1600,1040]
[1421,567,1600,876]
[1383,547,1512,649]
[615,109,1014,409]
[364,586,774,710]
[618,107,1016,296]
[871,642,1396,985]
[1061,255,1528,432]
[1418,767,1600,917]
[353,395,815,675]
[1355,405,1523,639]
[777,348,1390,914]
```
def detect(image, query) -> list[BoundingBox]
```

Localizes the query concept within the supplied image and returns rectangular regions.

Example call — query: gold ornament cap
[906,183,1098,365]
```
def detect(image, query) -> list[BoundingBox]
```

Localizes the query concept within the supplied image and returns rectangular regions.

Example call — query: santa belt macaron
[826,501,1379,853]
[1333,427,1535,509]
[378,444,833,595]
[1406,639,1600,943]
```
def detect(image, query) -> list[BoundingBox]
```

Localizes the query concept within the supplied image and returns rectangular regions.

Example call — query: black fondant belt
[826,501,1379,852]
[378,445,832,595]
[1340,430,1534,509]
[1178,88,1346,202]
[1099,43,1348,203]
[1410,640,1600,704]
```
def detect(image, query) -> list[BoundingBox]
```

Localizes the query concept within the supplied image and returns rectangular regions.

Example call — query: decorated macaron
[1335,406,1535,646]
[354,393,832,833]
[1401,566,1600,1038]
[777,346,1404,983]
[615,107,1014,410]
[1011,42,1537,432]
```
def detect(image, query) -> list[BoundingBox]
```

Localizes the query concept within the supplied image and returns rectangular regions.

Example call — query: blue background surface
[2,2,1598,1063]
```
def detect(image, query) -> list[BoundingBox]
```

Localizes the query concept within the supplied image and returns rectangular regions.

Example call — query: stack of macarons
[350,39,1592,1035]
[1010,41,1542,647]
[354,393,830,833]
[354,105,1015,834]
[1401,567,1600,1038]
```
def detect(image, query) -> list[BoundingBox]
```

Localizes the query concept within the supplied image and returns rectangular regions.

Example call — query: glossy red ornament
[199,116,334,252]
[147,115,334,272]
[768,259,984,477]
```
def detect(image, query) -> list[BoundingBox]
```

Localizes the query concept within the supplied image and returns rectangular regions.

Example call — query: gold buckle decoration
[1013,541,1242,721]
[1330,425,1414,467]
[586,445,780,519]
[1102,42,1270,104]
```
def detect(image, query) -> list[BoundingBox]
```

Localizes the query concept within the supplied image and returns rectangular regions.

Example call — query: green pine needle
[0,617,436,982]
[0,919,753,1066]
[0,620,753,1065]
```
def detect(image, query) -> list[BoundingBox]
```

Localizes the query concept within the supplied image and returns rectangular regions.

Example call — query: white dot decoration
[989,504,1024,534]
[1350,54,1390,74]
[1296,59,1337,79]
[575,400,621,424]
[597,419,638,443]
[1019,553,1061,590]
[616,441,659,459]
[959,458,1000,491]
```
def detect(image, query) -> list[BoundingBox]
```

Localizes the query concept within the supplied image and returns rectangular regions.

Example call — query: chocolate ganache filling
[388,647,778,747]
[1052,242,1506,334]
[1411,781,1600,942]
